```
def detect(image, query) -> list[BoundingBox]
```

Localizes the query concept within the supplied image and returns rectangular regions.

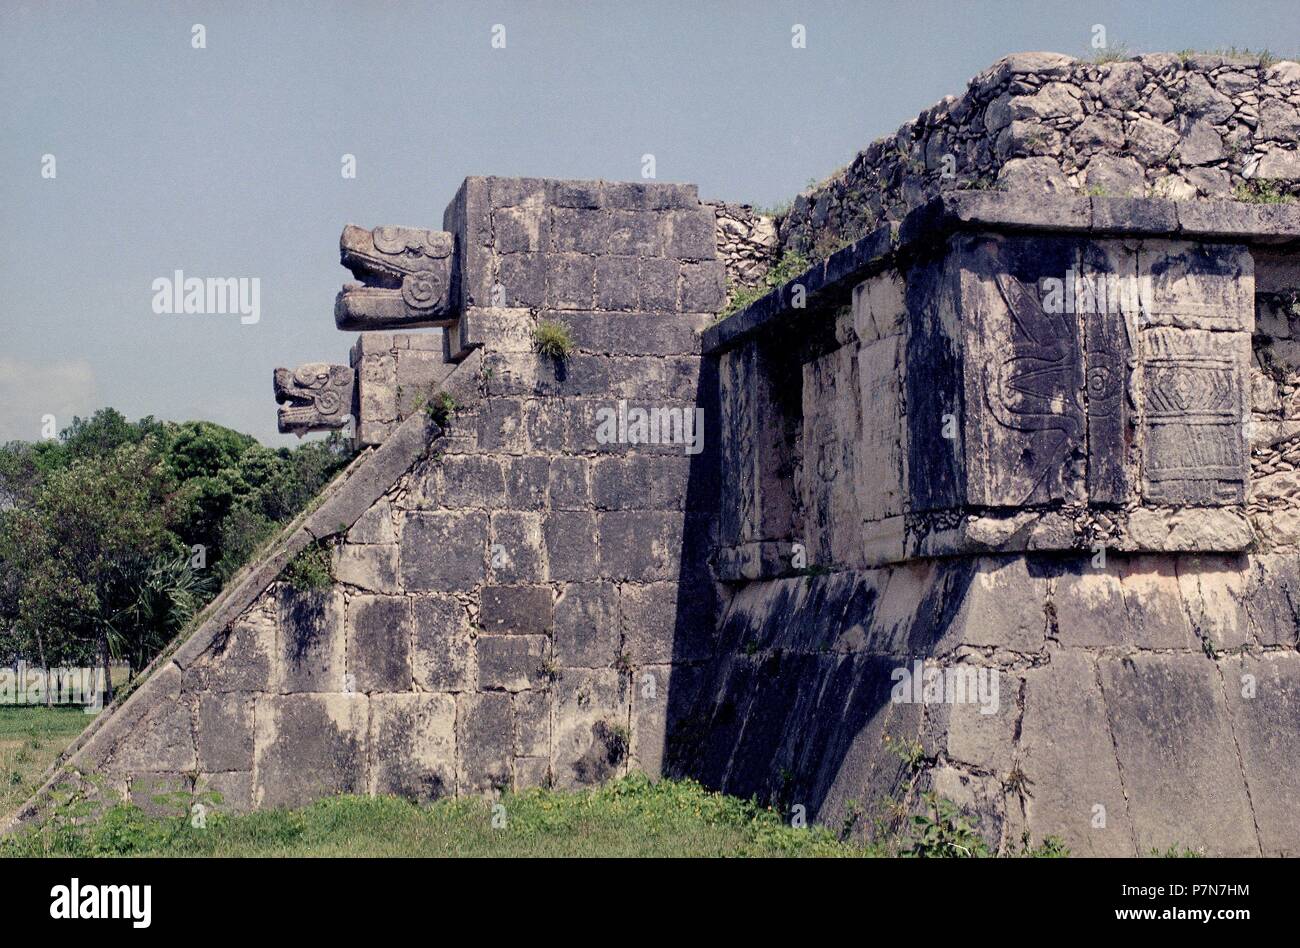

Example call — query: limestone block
[196,693,254,772]
[400,510,488,592]
[333,543,399,593]
[630,662,707,776]
[1116,556,1195,649]
[1174,555,1252,650]
[514,690,552,758]
[940,557,1047,653]
[596,511,682,581]
[513,756,552,790]
[547,457,590,510]
[110,693,196,774]
[253,694,369,809]
[347,595,412,693]
[480,585,553,635]
[1220,652,1300,854]
[1241,555,1300,646]
[412,595,474,691]
[370,693,456,801]
[554,582,619,668]
[552,669,630,790]
[347,499,396,544]
[458,692,514,792]
[477,634,549,692]
[1099,653,1257,856]
[187,603,274,692]
[543,511,599,582]
[489,511,546,583]
[1051,566,1130,648]
[1019,652,1135,856]
[275,587,347,693]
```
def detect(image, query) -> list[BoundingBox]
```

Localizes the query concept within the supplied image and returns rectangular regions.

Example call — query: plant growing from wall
[902,792,991,858]
[1233,179,1294,204]
[281,541,333,591]
[720,248,811,318]
[532,319,574,361]
[425,390,458,428]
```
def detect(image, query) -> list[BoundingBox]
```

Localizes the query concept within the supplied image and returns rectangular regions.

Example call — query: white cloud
[0,358,98,442]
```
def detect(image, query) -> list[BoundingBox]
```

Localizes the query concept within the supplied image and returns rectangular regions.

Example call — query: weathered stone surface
[514,690,552,758]
[1221,652,1300,855]
[552,669,629,790]
[196,693,254,772]
[1099,654,1257,856]
[334,543,400,593]
[110,693,196,773]
[276,587,347,693]
[458,692,514,792]
[477,634,549,692]
[347,595,412,692]
[941,557,1047,653]
[543,511,599,581]
[480,585,552,635]
[187,606,274,692]
[488,511,545,583]
[400,511,488,591]
[254,694,369,809]
[412,595,473,691]
[370,694,456,801]
[1020,652,1135,856]
[554,582,619,668]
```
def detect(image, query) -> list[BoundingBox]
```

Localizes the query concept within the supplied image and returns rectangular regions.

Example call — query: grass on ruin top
[3,774,872,858]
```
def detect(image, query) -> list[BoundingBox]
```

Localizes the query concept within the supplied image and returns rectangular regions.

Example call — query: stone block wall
[779,52,1300,259]
[670,552,1300,856]
[13,176,730,820]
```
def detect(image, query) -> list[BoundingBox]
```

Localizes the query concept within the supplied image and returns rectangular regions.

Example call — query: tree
[5,441,179,702]
[0,409,355,693]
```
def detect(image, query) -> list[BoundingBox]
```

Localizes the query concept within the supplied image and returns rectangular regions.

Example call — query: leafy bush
[901,792,991,858]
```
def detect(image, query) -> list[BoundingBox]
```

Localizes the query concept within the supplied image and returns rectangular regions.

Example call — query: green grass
[3,774,871,858]
[2,770,1073,858]
[0,705,96,817]
[1233,180,1295,205]
[720,249,812,319]
[532,319,575,360]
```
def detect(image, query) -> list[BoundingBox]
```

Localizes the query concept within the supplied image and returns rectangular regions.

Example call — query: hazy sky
[2,0,1295,445]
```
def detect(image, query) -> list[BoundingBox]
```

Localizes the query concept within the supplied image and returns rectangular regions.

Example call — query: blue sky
[2,0,1294,444]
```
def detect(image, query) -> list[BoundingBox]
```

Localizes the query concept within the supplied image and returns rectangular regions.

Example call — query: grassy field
[0,705,96,817]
